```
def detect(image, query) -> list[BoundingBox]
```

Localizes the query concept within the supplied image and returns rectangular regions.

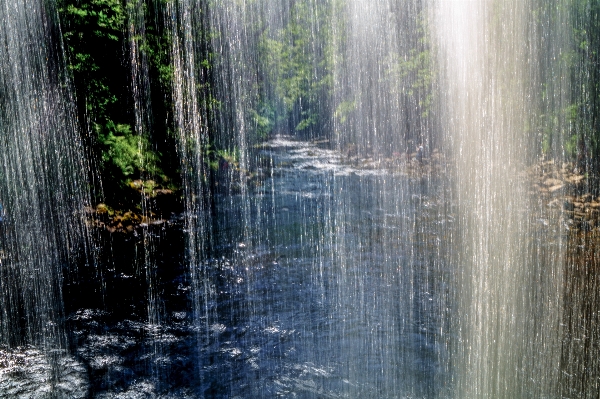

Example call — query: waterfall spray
[164,0,214,388]
[0,0,588,395]
[434,0,567,396]
[0,0,92,395]
[0,0,91,350]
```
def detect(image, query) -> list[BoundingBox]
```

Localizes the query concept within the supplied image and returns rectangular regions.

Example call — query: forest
[2,0,600,396]
[56,0,600,210]
[57,0,434,213]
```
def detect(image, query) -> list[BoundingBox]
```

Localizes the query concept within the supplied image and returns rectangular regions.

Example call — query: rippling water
[70,138,452,397]
[2,137,579,397]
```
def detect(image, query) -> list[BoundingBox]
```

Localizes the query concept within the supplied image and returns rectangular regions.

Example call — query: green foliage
[295,113,317,131]
[258,0,334,136]
[206,145,240,171]
[250,102,275,140]
[60,0,127,118]
[62,0,126,42]
[334,99,356,125]
[216,148,239,164]
[96,122,163,181]
[538,102,579,158]
[565,130,579,158]
[59,0,184,205]
[385,14,435,119]
[133,5,174,91]
[567,0,600,170]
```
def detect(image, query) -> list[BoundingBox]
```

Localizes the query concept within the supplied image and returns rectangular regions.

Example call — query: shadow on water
[63,224,200,397]
[56,140,456,398]
[5,138,599,398]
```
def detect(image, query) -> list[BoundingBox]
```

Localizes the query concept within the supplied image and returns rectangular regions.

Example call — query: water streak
[0,0,91,350]
[434,0,565,396]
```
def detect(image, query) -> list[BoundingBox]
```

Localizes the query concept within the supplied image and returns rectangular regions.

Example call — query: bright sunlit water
[0,0,597,397]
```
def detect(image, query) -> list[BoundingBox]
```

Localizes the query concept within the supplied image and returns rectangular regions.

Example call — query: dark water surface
[61,138,454,397]
[10,138,587,398]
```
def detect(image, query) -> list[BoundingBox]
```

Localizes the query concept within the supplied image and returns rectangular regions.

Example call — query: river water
[0,137,580,398]
[56,136,452,398]
[201,137,453,397]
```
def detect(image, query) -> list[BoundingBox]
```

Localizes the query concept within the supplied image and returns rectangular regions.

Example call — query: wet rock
[564,201,575,212]
[0,347,88,398]
[548,184,564,193]
[96,203,112,215]
[544,178,563,187]
[129,179,144,190]
[565,174,585,185]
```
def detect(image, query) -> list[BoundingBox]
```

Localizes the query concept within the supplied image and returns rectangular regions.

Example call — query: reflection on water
[6,138,594,397]
[202,138,453,397]
[61,138,456,397]
[0,346,88,398]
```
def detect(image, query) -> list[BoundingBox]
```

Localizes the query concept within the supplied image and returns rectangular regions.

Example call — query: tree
[59,0,180,205]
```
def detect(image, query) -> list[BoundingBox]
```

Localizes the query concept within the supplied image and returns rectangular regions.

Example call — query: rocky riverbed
[86,137,600,236]
[85,178,184,234]
[529,159,600,233]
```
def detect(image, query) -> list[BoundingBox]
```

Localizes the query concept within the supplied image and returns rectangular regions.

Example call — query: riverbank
[86,137,600,235]
[529,159,600,233]
[85,179,183,234]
